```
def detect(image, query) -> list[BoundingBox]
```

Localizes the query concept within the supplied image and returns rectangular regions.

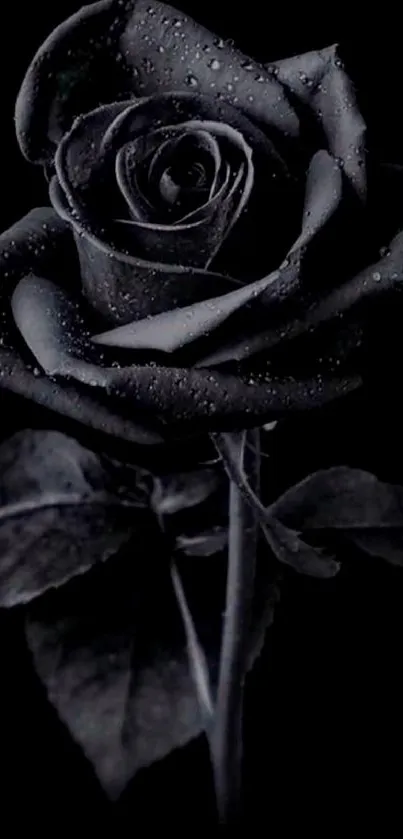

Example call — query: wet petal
[91,152,341,355]
[15,0,299,165]
[0,207,75,294]
[0,348,163,447]
[50,175,243,324]
[92,268,281,352]
[111,119,254,268]
[272,44,366,199]
[288,150,343,253]
[54,100,133,221]
[94,364,361,431]
[11,275,109,386]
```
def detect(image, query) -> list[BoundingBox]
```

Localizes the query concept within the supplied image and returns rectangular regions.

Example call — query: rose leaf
[25,549,220,798]
[270,466,403,566]
[0,429,149,608]
[170,560,214,723]
[213,432,340,578]
[175,527,228,557]
[150,467,223,517]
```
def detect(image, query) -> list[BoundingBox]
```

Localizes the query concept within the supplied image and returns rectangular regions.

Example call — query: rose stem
[210,428,260,825]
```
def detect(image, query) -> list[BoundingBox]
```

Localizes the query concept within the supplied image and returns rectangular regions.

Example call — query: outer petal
[50,175,243,324]
[15,0,299,165]
[271,44,367,200]
[0,208,74,292]
[7,258,362,435]
[0,210,165,450]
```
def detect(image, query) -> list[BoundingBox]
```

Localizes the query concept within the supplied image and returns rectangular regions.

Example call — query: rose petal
[94,364,361,431]
[53,100,133,222]
[11,275,109,386]
[92,268,282,352]
[0,348,163,447]
[15,0,299,165]
[5,268,361,433]
[0,207,75,293]
[111,120,254,268]
[55,91,285,232]
[197,226,403,369]
[50,175,243,324]
[99,91,284,178]
[91,151,341,355]
[116,126,223,221]
[271,44,366,199]
[288,149,343,253]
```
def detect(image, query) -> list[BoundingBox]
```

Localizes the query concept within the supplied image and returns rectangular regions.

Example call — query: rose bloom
[1,0,402,454]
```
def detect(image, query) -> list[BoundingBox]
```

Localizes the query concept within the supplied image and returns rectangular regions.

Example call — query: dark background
[1,2,402,830]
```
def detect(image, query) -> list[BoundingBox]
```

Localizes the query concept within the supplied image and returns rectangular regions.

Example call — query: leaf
[213,432,340,579]
[175,527,228,557]
[247,577,281,671]
[151,467,222,517]
[171,560,214,724]
[0,430,148,607]
[270,466,403,566]
[26,549,216,798]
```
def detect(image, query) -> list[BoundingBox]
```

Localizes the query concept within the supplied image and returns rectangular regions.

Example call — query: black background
[1,2,403,830]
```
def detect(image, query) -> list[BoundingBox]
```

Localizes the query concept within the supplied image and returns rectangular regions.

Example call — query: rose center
[147,133,216,216]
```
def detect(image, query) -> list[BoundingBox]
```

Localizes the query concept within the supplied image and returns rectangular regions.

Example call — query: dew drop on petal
[209,58,221,70]
[185,72,199,87]
[263,420,278,432]
[372,271,382,282]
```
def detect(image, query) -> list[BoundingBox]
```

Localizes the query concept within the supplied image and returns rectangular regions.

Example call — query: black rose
[2,0,402,446]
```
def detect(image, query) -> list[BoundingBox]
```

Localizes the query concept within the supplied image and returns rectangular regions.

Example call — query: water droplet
[215,38,225,49]
[186,73,198,87]
[226,82,234,92]
[248,94,254,102]
[255,74,265,82]
[33,367,41,377]
[263,420,278,432]
[209,58,221,71]
[241,61,253,70]
[372,271,382,282]
[174,19,182,26]
[142,57,154,73]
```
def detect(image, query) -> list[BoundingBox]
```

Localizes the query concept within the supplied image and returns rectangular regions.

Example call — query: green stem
[211,428,261,825]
